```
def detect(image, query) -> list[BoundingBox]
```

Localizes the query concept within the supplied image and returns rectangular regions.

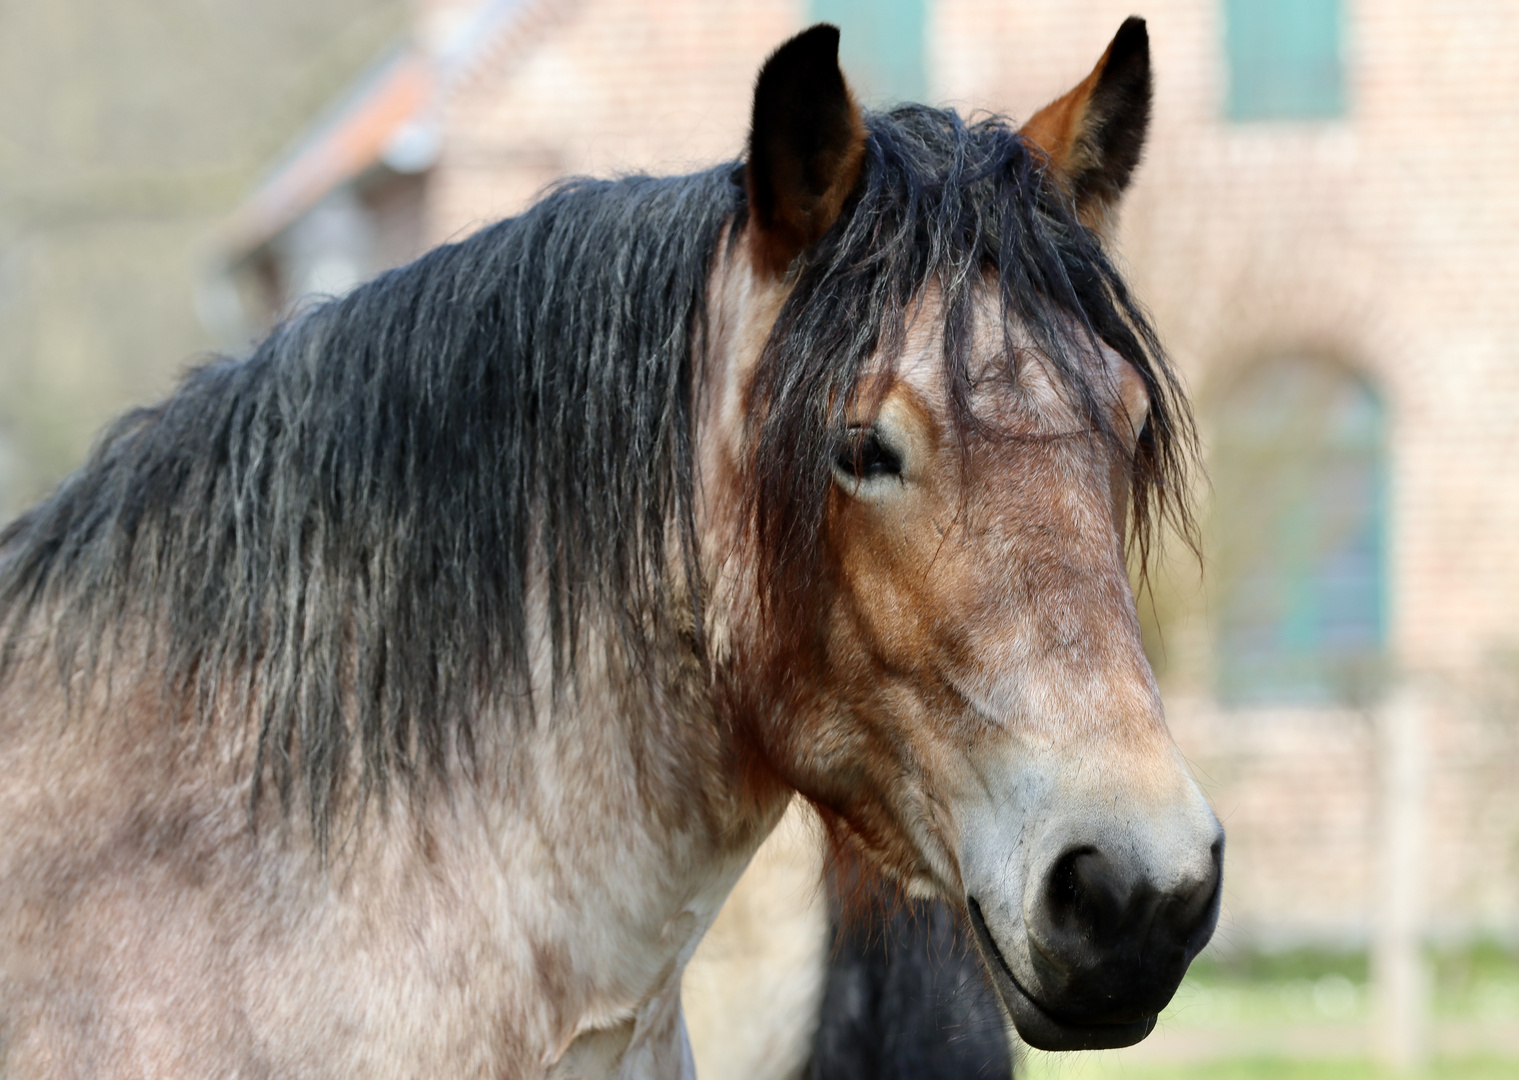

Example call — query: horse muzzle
[963,825,1224,1051]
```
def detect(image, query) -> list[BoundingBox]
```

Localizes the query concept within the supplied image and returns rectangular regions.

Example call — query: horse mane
[0,106,1195,845]
[0,168,738,840]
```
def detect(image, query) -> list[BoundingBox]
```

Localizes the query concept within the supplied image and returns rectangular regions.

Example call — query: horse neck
[437,631,783,1048]
[464,239,802,994]
[481,615,783,907]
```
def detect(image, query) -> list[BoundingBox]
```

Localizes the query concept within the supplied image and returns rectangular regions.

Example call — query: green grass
[1016,944,1519,1080]
[1430,942,1519,1021]
[1020,1056,1519,1080]
[1180,941,1519,1021]
[1189,946,1370,985]
[1159,971,1370,1026]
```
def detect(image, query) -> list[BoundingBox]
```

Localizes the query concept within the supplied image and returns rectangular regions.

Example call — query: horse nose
[1027,833,1223,1024]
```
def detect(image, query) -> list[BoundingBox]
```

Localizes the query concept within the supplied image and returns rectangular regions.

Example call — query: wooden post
[1372,683,1429,1072]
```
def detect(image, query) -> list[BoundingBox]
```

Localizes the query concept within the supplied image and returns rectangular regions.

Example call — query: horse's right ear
[745,24,866,278]
[1020,16,1152,236]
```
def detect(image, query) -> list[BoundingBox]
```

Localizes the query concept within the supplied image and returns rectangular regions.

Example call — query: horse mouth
[965,896,1158,1052]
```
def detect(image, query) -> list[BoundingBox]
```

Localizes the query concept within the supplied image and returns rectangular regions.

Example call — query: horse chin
[964,896,1158,1052]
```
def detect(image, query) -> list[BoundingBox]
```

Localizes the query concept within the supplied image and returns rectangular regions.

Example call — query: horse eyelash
[834,427,903,480]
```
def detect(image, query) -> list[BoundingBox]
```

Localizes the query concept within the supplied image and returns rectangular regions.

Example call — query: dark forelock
[749,104,1196,625]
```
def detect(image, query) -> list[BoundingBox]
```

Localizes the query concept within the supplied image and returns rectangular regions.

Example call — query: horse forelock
[745,105,1198,640]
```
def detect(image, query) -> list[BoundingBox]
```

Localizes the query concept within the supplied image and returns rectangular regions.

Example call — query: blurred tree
[0,0,408,518]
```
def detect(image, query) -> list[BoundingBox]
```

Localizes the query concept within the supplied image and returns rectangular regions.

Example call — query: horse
[682,802,1012,1080]
[0,18,1222,1078]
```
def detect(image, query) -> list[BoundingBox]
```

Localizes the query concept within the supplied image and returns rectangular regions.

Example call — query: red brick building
[218,0,1519,953]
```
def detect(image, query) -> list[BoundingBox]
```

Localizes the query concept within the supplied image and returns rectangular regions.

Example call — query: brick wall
[429,0,801,242]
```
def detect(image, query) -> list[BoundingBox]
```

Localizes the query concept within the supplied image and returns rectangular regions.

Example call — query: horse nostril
[1043,846,1130,948]
[1027,839,1221,1026]
[1160,834,1225,952]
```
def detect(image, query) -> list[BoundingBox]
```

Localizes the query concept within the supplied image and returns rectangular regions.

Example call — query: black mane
[0,106,1194,842]
[0,168,736,836]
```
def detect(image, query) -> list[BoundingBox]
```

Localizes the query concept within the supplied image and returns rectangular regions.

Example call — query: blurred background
[2,1,1517,1076]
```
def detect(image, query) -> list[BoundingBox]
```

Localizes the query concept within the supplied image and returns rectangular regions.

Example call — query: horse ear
[745,24,867,277]
[1020,16,1152,235]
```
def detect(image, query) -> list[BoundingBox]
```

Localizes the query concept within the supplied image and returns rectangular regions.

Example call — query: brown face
[730,19,1222,1051]
[747,292,1222,1050]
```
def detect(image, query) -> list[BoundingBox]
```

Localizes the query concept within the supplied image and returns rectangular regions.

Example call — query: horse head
[703,21,1222,1052]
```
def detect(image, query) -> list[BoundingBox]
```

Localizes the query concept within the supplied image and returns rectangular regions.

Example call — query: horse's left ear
[1020,16,1152,235]
[746,24,867,277]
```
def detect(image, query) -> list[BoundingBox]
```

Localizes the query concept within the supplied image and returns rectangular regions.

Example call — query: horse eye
[835,428,903,480]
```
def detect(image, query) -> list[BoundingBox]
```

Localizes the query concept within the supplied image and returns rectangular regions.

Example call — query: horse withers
[0,18,1220,1078]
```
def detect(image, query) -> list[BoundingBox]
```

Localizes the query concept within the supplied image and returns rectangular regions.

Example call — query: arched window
[1211,357,1387,705]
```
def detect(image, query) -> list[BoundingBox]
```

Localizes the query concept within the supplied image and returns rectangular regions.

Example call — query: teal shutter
[1212,359,1386,705]
[1224,0,1345,120]
[810,0,927,106]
